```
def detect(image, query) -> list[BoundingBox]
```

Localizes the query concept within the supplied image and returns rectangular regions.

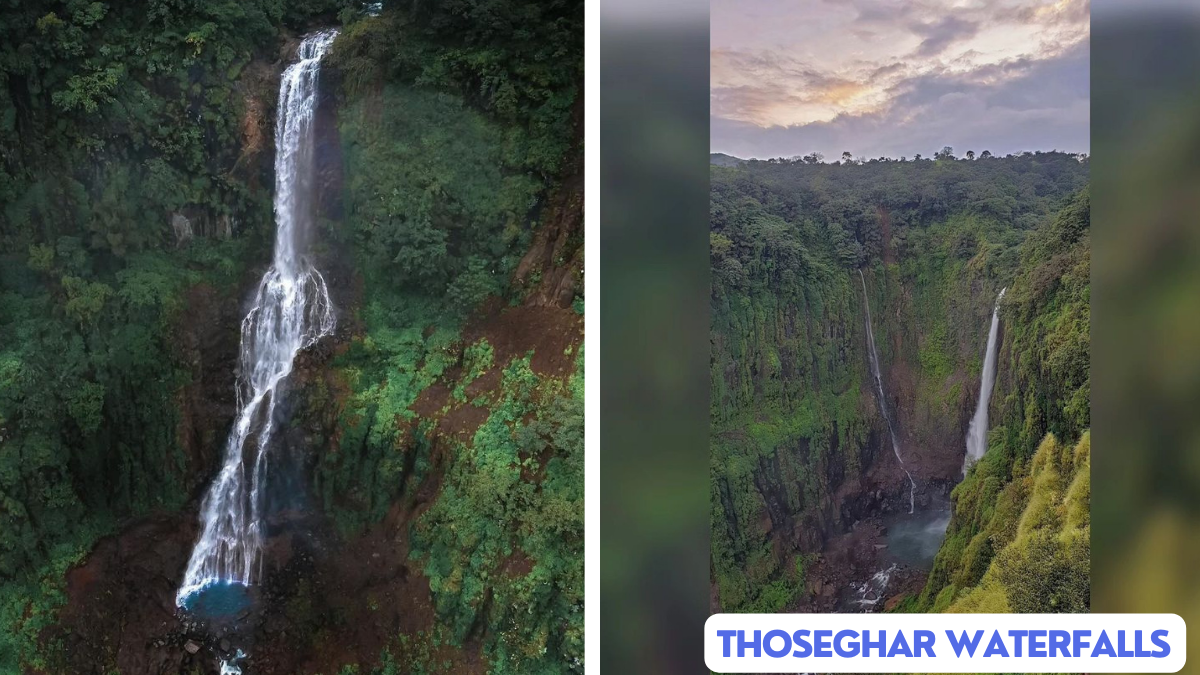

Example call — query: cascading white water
[220,649,247,675]
[852,563,898,608]
[858,270,915,514]
[177,28,339,609]
[962,287,1007,474]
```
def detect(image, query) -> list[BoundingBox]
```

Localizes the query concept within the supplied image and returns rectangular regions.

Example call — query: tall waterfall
[177,29,339,608]
[962,287,1007,474]
[858,270,915,514]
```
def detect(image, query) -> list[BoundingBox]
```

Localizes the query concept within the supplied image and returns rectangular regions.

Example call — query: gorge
[710,152,1090,616]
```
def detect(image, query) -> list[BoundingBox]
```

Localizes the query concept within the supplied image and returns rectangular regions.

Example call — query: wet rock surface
[788,482,955,614]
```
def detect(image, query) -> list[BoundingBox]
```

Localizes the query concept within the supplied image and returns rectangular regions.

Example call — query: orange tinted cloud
[712,0,1089,137]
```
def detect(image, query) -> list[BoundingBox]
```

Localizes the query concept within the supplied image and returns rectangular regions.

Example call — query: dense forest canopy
[710,151,1089,616]
[712,150,1088,276]
[0,0,582,672]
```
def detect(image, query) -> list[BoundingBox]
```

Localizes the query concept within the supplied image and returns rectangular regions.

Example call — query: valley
[710,152,1090,616]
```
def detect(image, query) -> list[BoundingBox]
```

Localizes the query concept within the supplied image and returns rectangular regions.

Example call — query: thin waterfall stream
[858,269,915,514]
[963,287,1007,474]
[177,28,339,615]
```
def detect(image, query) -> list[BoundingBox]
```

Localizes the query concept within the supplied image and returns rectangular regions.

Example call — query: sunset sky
[711,0,1090,159]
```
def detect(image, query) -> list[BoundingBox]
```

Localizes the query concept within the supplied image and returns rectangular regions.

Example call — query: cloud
[910,16,981,57]
[711,40,1090,159]
[829,0,924,27]
[1001,0,1090,28]
[711,48,879,125]
[870,62,907,79]
[710,0,1090,157]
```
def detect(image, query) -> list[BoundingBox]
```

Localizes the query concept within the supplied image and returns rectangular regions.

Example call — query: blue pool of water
[179,579,253,618]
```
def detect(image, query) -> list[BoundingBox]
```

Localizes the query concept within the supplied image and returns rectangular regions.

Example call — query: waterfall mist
[178,29,339,609]
[858,270,915,514]
[963,287,1007,474]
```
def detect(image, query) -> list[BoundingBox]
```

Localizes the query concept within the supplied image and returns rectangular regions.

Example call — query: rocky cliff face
[42,24,584,673]
[914,189,1090,612]
[709,250,997,612]
[709,155,1089,614]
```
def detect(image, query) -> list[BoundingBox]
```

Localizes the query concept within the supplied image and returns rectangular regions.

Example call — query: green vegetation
[335,84,541,311]
[315,343,584,675]
[0,0,345,666]
[710,153,1089,614]
[1,0,582,671]
[414,352,583,673]
[941,432,1090,613]
[326,0,582,310]
[915,188,1091,612]
[310,5,583,671]
[313,295,462,533]
[330,0,581,179]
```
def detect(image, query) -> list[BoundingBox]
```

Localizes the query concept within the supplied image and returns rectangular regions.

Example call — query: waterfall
[962,287,1007,474]
[858,270,915,514]
[178,29,339,608]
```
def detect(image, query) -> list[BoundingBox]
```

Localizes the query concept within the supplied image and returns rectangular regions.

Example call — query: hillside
[709,153,1089,615]
[0,1,582,673]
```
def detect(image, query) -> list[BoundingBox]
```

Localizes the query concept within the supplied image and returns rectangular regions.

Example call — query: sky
[711,0,1090,160]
